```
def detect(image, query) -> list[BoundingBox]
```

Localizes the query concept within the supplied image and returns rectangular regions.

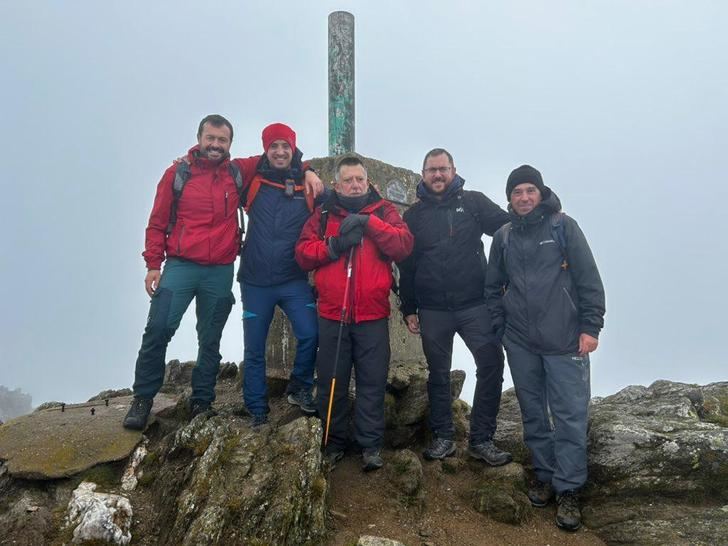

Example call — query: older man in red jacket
[296,156,413,471]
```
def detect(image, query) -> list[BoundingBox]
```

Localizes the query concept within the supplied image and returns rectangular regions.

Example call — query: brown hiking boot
[556,490,582,531]
[527,479,554,507]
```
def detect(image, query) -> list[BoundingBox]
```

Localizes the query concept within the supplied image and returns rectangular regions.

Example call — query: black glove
[339,213,369,235]
[328,225,364,257]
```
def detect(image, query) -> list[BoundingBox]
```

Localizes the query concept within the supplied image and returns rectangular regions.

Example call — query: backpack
[501,211,569,271]
[166,161,245,238]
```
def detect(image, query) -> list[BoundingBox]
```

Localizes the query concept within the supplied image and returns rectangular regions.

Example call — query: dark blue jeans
[241,279,318,415]
[132,259,234,403]
[419,304,504,444]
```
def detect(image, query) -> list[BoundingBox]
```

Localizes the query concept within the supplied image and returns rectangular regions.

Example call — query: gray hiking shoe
[556,490,582,531]
[123,397,153,430]
[423,438,456,460]
[287,389,317,415]
[362,448,384,472]
[467,441,513,466]
[528,479,554,507]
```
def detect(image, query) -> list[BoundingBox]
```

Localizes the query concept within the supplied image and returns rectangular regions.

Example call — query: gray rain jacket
[485,189,605,355]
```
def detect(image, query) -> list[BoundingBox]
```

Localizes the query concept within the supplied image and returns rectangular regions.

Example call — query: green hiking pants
[132,259,234,403]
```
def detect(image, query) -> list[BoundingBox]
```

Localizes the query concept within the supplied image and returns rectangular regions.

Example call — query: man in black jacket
[485,165,605,532]
[398,148,512,465]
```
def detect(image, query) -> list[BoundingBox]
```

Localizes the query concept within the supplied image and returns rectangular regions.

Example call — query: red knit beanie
[262,123,296,152]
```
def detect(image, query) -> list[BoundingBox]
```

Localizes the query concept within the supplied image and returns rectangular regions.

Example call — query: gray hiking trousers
[503,333,591,493]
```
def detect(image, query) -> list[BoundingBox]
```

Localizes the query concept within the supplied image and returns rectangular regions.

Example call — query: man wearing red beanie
[233,123,327,427]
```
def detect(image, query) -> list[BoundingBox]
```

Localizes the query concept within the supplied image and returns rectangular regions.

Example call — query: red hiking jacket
[295,195,414,323]
[142,146,242,270]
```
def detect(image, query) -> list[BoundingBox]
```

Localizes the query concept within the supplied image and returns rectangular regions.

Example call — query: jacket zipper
[177,224,186,254]
[563,286,577,311]
[225,191,228,217]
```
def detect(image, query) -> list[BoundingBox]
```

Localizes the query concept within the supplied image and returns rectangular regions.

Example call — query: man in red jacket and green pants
[295,156,414,471]
[123,114,240,430]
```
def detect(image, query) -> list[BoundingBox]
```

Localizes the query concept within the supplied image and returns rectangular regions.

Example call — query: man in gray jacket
[485,165,605,532]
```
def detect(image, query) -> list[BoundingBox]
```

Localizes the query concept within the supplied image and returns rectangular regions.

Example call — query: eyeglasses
[423,166,452,175]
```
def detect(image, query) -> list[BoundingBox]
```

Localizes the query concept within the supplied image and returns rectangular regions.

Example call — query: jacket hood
[508,186,562,226]
[415,174,465,203]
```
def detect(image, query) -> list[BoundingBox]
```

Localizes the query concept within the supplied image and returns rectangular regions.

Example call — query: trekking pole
[324,245,355,447]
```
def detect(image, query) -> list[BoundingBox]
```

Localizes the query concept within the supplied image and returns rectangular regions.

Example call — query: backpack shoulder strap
[318,202,331,239]
[550,212,569,270]
[167,162,192,235]
[228,162,244,201]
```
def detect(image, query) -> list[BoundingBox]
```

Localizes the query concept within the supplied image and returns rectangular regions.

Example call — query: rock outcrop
[0,359,725,545]
[0,385,32,422]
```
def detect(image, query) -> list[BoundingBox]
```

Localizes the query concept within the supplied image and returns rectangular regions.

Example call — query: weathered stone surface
[452,399,471,442]
[469,480,532,525]
[386,449,423,498]
[582,380,728,545]
[450,369,466,400]
[0,490,55,546]
[587,380,728,499]
[466,461,531,525]
[582,499,728,545]
[357,536,406,546]
[146,412,327,545]
[0,394,176,479]
[88,388,132,402]
[0,386,32,421]
[121,439,148,491]
[64,481,132,545]
[384,359,466,448]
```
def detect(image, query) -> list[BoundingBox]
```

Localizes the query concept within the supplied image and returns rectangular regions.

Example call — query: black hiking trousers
[419,303,504,444]
[316,317,390,452]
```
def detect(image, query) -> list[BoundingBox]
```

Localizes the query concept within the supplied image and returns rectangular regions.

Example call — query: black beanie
[506,165,545,199]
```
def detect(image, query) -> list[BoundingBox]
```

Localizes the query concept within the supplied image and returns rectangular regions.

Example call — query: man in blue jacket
[235,123,326,426]
[486,165,605,532]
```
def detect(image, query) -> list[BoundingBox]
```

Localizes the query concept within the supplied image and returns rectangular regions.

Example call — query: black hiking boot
[423,438,456,460]
[556,490,582,531]
[287,389,316,415]
[361,448,384,472]
[123,397,153,430]
[249,413,268,429]
[324,447,345,469]
[528,479,554,507]
[466,441,513,466]
[189,400,214,419]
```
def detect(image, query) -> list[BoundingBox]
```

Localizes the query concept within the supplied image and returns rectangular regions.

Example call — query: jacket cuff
[580,325,600,339]
[400,302,417,317]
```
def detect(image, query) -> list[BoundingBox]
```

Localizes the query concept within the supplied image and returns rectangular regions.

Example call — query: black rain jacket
[398,175,509,315]
[485,189,605,354]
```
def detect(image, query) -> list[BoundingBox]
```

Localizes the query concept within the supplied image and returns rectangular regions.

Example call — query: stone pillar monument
[328,11,355,155]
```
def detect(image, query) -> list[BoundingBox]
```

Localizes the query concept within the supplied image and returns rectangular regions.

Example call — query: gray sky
[1,1,726,406]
